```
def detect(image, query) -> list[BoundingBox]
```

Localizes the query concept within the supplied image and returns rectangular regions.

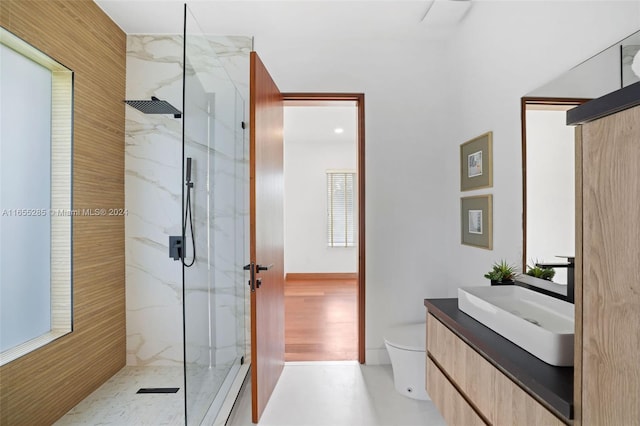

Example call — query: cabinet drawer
[426,357,487,426]
[427,314,494,418]
[492,371,564,426]
[427,314,565,425]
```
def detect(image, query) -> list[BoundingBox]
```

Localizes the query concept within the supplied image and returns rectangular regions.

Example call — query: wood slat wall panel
[0,1,126,424]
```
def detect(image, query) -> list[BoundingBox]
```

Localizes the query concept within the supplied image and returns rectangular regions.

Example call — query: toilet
[384,322,430,400]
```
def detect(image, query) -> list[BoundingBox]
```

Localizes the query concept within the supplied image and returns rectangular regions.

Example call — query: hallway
[285,277,358,361]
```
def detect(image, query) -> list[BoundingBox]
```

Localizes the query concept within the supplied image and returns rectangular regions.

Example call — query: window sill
[0,329,71,366]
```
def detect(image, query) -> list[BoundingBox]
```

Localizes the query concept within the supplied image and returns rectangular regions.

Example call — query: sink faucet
[535,256,575,303]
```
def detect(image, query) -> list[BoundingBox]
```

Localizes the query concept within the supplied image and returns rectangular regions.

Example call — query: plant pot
[490,279,515,286]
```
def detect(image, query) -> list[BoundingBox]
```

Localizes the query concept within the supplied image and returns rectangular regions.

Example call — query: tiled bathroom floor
[227,362,446,426]
[55,366,185,425]
[55,363,235,425]
[55,362,446,426]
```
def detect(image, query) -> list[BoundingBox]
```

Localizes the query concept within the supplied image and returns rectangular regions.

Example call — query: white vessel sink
[457,286,574,366]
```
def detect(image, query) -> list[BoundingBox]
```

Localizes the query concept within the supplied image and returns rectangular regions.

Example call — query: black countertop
[424,298,573,421]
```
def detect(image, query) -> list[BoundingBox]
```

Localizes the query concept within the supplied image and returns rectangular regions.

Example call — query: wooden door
[249,51,285,423]
[578,105,640,424]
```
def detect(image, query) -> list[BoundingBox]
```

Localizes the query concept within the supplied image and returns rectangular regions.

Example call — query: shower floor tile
[55,366,185,425]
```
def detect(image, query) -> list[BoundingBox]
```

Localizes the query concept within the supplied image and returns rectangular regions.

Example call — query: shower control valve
[169,236,183,261]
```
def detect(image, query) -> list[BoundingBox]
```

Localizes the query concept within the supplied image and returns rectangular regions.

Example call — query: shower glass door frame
[182,4,249,424]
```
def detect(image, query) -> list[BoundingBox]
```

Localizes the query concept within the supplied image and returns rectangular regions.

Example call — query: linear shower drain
[136,388,179,394]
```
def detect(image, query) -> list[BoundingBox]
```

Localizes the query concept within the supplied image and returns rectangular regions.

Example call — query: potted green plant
[525,263,556,281]
[484,260,518,285]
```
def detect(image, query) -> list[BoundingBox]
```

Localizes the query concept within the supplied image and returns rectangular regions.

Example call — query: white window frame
[327,170,356,248]
[0,28,73,366]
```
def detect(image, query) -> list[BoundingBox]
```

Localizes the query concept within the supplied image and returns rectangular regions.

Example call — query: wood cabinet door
[579,105,640,425]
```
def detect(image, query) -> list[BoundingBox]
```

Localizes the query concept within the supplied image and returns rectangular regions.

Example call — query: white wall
[253,0,640,363]
[284,106,358,274]
[441,1,640,302]
[254,32,452,364]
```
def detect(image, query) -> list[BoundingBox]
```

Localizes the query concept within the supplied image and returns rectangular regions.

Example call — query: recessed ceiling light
[334,128,344,134]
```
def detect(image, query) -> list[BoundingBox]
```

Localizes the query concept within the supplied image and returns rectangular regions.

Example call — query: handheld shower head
[186,157,192,184]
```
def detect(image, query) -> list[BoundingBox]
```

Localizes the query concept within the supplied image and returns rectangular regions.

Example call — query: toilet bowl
[384,322,430,400]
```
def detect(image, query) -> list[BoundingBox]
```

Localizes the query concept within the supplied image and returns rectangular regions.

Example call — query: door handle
[244,262,256,292]
[244,263,271,292]
[256,264,273,272]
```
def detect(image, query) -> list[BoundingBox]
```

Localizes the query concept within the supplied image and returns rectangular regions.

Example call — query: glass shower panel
[183,6,247,424]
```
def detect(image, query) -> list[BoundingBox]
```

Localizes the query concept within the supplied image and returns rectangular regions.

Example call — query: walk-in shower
[121,5,249,424]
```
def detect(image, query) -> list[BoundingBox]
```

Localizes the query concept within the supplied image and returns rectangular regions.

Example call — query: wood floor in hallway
[284,276,358,361]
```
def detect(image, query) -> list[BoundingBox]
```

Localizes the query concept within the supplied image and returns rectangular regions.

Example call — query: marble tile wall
[125,34,251,369]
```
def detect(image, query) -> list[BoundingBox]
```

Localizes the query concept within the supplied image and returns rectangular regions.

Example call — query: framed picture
[621,45,640,87]
[460,131,493,191]
[461,195,493,250]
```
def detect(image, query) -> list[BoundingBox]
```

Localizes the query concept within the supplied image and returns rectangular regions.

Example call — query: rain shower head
[124,96,182,118]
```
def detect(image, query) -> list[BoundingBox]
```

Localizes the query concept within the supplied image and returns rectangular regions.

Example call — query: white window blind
[327,171,356,247]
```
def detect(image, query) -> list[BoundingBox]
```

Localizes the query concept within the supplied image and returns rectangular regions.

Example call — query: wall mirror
[0,27,73,365]
[521,29,640,299]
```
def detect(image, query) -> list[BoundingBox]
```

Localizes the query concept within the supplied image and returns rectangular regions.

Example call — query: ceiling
[94,0,472,37]
[284,105,357,145]
[95,0,473,133]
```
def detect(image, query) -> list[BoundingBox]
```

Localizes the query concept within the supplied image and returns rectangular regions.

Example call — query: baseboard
[365,348,391,365]
[286,361,359,366]
[285,272,357,280]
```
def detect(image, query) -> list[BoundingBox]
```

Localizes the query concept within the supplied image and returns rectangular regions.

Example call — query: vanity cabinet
[426,313,565,426]
[426,357,486,426]
[571,91,640,425]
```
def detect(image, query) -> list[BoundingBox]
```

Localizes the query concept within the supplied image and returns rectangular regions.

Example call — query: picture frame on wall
[460,131,493,191]
[461,195,493,250]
